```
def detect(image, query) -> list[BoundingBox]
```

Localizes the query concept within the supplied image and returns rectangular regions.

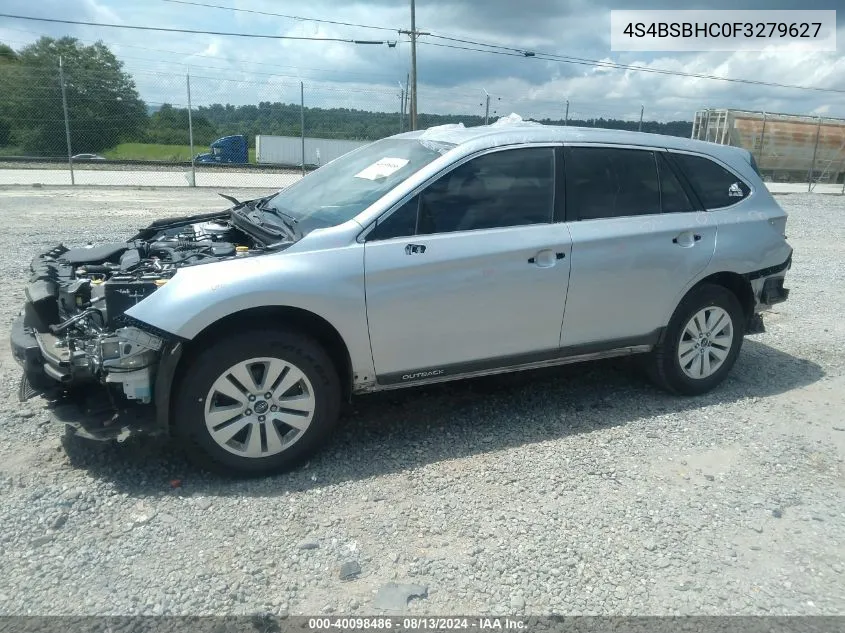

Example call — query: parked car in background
[71,153,105,160]
[11,116,792,476]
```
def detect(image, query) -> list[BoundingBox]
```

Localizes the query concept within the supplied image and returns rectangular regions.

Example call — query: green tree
[0,43,19,147]
[0,43,17,64]
[145,103,217,145]
[194,101,693,144]
[0,37,147,155]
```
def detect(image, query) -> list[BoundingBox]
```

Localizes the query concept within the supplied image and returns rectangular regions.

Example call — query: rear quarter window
[670,153,751,210]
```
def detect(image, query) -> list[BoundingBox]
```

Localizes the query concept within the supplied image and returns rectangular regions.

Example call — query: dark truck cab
[195,135,248,164]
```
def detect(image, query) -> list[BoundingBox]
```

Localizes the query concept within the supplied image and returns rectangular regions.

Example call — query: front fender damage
[12,207,277,440]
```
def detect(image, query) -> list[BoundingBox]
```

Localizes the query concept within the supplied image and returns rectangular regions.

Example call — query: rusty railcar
[691,108,845,183]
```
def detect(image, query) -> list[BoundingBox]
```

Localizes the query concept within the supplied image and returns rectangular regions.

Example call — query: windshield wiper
[218,193,242,207]
[272,209,300,238]
[252,197,301,239]
[231,207,285,240]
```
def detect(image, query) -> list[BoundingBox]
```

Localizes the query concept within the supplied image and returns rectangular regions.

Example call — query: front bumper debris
[51,400,158,442]
[11,313,164,440]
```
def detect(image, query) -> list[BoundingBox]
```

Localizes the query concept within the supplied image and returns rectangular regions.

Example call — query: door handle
[528,252,565,264]
[673,233,701,246]
[528,250,565,267]
[405,243,426,255]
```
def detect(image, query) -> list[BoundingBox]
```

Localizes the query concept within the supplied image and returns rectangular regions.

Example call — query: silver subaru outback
[11,117,792,476]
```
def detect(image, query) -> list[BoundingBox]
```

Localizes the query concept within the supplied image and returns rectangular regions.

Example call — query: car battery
[104,276,161,327]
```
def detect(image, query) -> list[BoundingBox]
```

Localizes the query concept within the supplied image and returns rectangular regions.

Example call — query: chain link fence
[6,59,805,190]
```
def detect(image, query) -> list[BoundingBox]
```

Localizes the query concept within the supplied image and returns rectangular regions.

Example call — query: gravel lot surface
[0,186,842,616]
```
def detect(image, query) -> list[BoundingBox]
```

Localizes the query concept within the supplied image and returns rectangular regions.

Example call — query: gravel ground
[0,186,842,616]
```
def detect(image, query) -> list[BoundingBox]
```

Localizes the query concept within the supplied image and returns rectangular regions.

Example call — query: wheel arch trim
[154,306,357,433]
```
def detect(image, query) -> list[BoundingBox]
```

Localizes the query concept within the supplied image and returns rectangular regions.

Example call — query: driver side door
[363,146,572,385]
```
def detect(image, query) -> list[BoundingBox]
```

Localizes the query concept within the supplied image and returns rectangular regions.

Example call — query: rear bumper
[760,276,789,305]
[747,250,792,311]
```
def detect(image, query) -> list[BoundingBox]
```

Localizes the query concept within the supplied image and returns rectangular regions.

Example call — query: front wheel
[173,329,341,476]
[646,284,745,395]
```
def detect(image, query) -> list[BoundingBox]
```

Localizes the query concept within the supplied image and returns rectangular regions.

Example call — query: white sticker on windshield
[354,157,410,180]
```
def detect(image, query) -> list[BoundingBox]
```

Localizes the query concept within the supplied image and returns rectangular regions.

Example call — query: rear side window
[565,147,660,220]
[671,153,751,209]
[657,153,695,213]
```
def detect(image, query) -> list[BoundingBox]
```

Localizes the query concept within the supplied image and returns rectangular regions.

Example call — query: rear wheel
[174,329,341,476]
[647,284,744,395]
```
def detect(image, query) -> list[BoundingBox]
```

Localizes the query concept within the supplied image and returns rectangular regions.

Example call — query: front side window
[418,147,555,234]
[368,195,418,241]
[565,147,660,220]
[368,147,555,239]
[670,152,750,209]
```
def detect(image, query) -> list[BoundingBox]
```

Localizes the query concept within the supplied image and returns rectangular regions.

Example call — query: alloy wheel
[204,357,316,458]
[677,306,734,380]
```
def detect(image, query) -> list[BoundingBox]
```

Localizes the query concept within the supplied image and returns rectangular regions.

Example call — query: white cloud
[1,1,843,122]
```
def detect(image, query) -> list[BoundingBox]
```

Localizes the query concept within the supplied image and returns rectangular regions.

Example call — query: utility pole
[564,99,569,126]
[186,73,196,187]
[484,90,490,125]
[409,0,418,130]
[58,56,74,185]
[404,72,410,129]
[808,115,822,192]
[399,83,405,133]
[300,81,306,177]
[638,104,644,132]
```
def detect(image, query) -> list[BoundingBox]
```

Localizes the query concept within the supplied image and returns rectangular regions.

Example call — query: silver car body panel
[125,123,791,394]
[365,223,572,377]
[126,222,379,388]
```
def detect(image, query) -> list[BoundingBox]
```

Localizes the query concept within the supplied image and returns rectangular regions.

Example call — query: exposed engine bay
[12,201,288,435]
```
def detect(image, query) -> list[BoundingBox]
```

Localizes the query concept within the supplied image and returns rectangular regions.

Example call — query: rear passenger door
[559,145,717,348]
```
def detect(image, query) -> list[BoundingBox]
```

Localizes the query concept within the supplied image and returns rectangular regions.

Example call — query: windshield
[262,138,455,231]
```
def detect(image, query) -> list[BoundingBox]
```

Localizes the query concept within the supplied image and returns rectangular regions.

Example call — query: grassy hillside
[104,143,257,162]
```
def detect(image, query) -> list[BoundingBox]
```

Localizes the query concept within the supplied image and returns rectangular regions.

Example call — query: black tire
[173,329,341,477]
[646,284,745,396]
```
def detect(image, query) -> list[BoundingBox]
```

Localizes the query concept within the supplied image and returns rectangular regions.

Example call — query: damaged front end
[10,205,275,440]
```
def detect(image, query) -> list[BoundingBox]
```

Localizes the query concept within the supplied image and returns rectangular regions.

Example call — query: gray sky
[1,0,843,122]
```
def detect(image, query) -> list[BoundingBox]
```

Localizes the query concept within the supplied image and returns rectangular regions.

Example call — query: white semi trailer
[255,135,369,167]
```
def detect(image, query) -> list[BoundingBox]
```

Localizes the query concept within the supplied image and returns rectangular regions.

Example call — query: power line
[144,4,845,97]
[0,13,396,44]
[0,36,482,105]
[0,26,404,81]
[418,38,845,95]
[159,0,398,33]
[5,10,840,97]
[425,33,536,57]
